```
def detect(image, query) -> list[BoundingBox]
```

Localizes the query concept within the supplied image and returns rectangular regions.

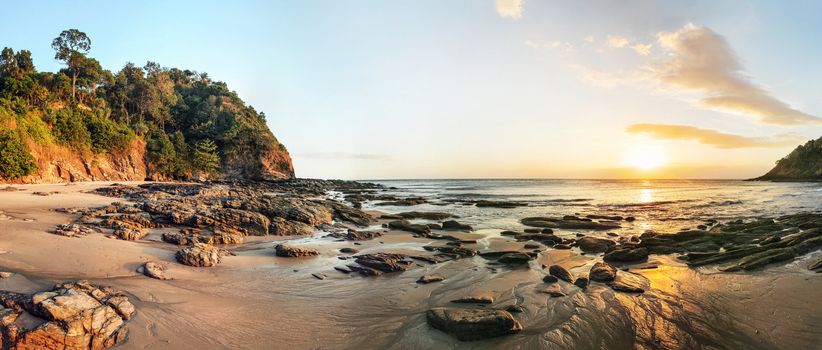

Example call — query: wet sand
[0,183,820,349]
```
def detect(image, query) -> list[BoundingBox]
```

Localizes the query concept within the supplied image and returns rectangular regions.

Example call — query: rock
[275,244,319,258]
[426,307,522,341]
[0,280,133,350]
[542,275,558,283]
[442,220,473,231]
[340,247,359,254]
[270,217,315,236]
[524,243,541,249]
[548,265,573,283]
[451,293,494,304]
[417,274,444,284]
[573,277,589,289]
[589,262,617,282]
[505,305,524,313]
[0,272,12,279]
[398,211,453,220]
[163,228,244,245]
[376,197,428,206]
[312,273,326,280]
[142,262,171,280]
[576,237,616,253]
[347,264,382,276]
[604,247,649,263]
[538,284,565,297]
[355,253,412,273]
[387,220,431,235]
[608,280,645,293]
[497,252,532,265]
[625,216,636,222]
[340,229,383,241]
[809,257,822,271]
[113,228,148,241]
[473,200,526,208]
[553,244,572,249]
[52,223,96,238]
[175,243,225,267]
[521,216,621,230]
[586,214,623,221]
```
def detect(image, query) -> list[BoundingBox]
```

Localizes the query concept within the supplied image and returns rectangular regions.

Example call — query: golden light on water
[623,144,667,171]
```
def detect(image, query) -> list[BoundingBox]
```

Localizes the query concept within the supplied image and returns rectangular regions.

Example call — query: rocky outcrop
[755,136,822,180]
[275,244,319,258]
[426,308,522,341]
[0,280,134,349]
[175,243,226,267]
[521,216,621,230]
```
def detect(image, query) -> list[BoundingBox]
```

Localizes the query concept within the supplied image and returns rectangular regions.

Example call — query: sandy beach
[0,181,820,349]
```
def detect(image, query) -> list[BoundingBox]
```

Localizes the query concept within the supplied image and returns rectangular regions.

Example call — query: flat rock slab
[426,307,522,341]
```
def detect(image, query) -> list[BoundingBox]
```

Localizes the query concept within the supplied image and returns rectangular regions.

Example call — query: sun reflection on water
[639,188,654,203]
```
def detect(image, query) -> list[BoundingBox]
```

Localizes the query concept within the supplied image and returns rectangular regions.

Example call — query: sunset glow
[623,144,667,171]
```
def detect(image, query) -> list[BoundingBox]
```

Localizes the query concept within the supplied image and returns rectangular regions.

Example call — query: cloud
[296,152,392,160]
[606,35,630,48]
[525,39,573,52]
[496,0,523,18]
[632,43,652,56]
[583,35,595,43]
[650,23,821,125]
[626,123,804,149]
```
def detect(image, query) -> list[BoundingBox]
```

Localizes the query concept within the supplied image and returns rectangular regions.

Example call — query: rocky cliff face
[11,139,147,184]
[756,136,822,181]
[3,137,294,184]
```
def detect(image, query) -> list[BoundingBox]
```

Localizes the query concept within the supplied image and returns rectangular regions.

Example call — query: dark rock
[387,220,431,234]
[576,237,616,253]
[275,244,319,258]
[521,216,621,230]
[398,211,453,220]
[340,247,359,254]
[589,262,617,282]
[604,247,649,263]
[355,253,412,273]
[573,277,589,289]
[505,305,524,313]
[548,265,573,283]
[497,252,532,265]
[542,275,558,283]
[451,293,494,304]
[608,280,644,293]
[426,307,522,341]
[809,257,822,271]
[442,220,473,231]
[312,273,326,280]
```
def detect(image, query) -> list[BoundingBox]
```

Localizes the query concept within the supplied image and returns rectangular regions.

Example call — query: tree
[51,29,91,100]
[0,130,37,180]
[192,139,220,175]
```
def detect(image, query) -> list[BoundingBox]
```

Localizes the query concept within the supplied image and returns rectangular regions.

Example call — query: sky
[2,0,822,179]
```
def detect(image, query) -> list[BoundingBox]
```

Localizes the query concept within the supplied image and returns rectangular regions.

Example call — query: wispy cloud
[525,39,573,52]
[631,43,652,56]
[496,0,523,19]
[297,152,392,160]
[606,35,630,48]
[626,123,804,149]
[650,24,821,125]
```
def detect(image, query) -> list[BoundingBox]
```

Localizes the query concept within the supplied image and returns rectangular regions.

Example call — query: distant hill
[0,29,293,183]
[756,136,822,181]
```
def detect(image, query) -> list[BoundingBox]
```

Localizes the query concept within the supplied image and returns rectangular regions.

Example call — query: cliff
[756,136,822,181]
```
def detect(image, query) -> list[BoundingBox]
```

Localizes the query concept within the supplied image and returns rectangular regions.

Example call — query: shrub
[17,114,53,144]
[50,108,91,150]
[0,130,37,179]
[84,114,133,154]
[192,138,220,174]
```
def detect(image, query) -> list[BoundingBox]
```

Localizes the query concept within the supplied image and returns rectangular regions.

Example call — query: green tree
[0,130,37,179]
[51,29,91,100]
[146,131,177,176]
[192,139,220,175]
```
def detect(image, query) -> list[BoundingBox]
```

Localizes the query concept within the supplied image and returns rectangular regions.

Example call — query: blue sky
[2,1,822,179]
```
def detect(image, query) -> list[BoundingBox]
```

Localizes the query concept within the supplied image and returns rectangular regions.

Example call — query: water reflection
[639,188,654,203]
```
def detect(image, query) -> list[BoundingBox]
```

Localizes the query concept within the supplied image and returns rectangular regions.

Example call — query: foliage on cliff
[757,136,822,180]
[0,29,293,181]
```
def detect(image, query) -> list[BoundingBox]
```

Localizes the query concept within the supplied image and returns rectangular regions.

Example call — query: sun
[623,144,667,170]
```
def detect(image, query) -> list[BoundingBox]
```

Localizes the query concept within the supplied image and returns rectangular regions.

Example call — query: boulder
[387,220,431,235]
[573,277,589,289]
[141,262,171,280]
[355,253,412,273]
[497,252,532,265]
[576,237,616,253]
[0,280,133,350]
[538,284,566,297]
[604,247,649,263]
[521,216,620,230]
[398,211,453,220]
[548,265,573,283]
[426,307,522,341]
[589,262,617,282]
[275,244,319,258]
[270,218,315,236]
[442,220,473,231]
[175,243,225,267]
[417,274,445,284]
